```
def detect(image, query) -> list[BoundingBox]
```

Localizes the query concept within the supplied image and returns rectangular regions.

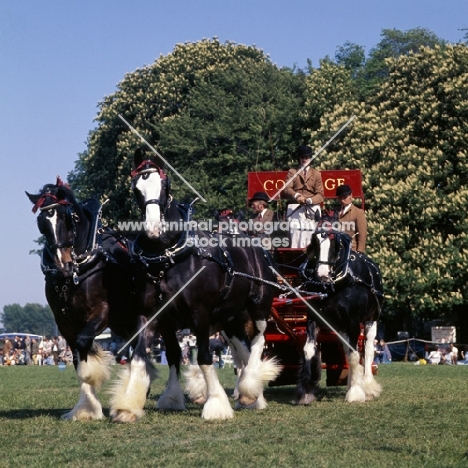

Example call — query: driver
[282,145,324,248]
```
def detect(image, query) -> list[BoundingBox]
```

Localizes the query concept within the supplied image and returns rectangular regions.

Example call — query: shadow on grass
[0,408,72,420]
[265,383,347,405]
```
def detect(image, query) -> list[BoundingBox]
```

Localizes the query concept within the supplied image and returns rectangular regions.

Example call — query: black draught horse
[108,150,280,421]
[26,179,140,420]
[296,214,384,404]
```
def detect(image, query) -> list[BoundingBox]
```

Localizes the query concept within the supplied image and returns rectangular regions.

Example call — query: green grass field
[0,363,467,468]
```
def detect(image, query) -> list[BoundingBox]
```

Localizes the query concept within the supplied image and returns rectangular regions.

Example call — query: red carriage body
[248,170,376,386]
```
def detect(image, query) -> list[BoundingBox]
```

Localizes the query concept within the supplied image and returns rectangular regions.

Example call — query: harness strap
[130,204,194,267]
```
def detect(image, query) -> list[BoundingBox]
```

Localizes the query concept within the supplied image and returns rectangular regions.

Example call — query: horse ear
[25,191,40,204]
[134,148,145,167]
[56,187,68,201]
[57,186,79,210]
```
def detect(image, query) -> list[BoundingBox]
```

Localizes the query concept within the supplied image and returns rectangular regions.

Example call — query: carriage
[247,169,377,387]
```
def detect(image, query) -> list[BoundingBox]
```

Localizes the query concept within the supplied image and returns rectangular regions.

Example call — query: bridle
[34,190,77,250]
[131,159,171,214]
[310,228,351,282]
[36,192,102,285]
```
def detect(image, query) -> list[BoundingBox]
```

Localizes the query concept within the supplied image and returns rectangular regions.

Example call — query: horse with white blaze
[108,149,281,421]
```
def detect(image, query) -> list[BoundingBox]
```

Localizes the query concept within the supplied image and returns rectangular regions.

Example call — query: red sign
[247,170,363,203]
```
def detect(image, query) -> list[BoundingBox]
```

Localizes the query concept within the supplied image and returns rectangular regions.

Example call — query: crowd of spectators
[0,335,74,366]
[4,333,467,369]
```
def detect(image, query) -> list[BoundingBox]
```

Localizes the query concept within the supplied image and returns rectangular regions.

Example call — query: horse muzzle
[317,264,333,282]
[144,221,163,238]
[53,248,75,275]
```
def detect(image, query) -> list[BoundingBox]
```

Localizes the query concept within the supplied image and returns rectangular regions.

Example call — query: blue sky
[0,0,466,315]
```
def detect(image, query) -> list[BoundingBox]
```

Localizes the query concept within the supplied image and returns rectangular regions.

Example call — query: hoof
[192,396,207,405]
[112,410,138,423]
[61,409,104,421]
[297,393,316,405]
[238,394,257,406]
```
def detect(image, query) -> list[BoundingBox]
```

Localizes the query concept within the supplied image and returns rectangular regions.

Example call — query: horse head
[26,177,87,277]
[131,148,171,238]
[306,210,352,283]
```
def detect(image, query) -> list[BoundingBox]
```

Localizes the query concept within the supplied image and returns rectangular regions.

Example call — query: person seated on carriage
[248,191,280,242]
[335,184,367,253]
[248,192,277,234]
[281,145,324,248]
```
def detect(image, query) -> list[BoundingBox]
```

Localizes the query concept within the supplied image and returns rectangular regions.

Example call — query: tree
[69,39,305,222]
[1,303,56,336]
[301,59,356,138]
[65,32,467,337]
[309,44,468,334]
[335,41,366,77]
[361,27,447,96]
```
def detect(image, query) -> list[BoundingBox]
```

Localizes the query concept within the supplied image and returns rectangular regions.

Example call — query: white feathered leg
[62,345,113,420]
[109,356,155,423]
[364,321,382,400]
[200,364,234,420]
[184,365,208,405]
[237,320,281,409]
[345,350,366,403]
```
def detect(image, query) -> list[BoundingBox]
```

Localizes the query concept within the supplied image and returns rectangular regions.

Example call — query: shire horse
[296,212,384,404]
[108,149,280,421]
[26,178,136,420]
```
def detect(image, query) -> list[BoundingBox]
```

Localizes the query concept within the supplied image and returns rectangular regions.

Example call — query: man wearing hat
[248,191,277,236]
[282,145,324,248]
[335,184,367,252]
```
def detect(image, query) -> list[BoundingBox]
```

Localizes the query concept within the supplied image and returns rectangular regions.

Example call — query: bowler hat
[297,145,313,158]
[336,184,352,197]
[249,192,270,204]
